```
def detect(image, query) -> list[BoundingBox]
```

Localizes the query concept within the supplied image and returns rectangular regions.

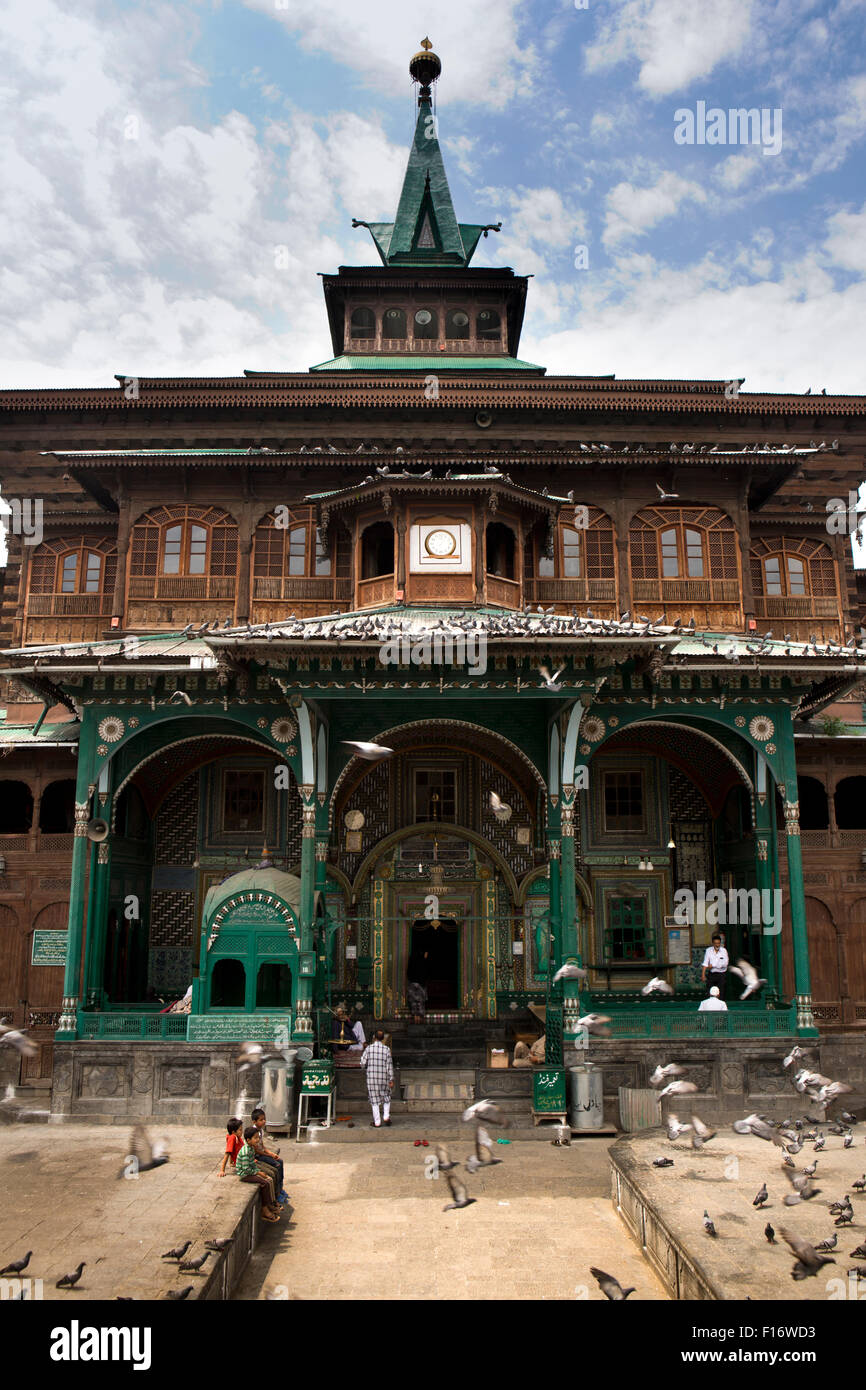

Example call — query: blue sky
[0,0,864,393]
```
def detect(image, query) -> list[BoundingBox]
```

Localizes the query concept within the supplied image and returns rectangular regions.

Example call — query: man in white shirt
[698,985,728,1013]
[701,933,729,998]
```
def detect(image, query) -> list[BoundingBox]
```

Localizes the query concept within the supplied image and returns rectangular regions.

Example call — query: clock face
[425,528,457,558]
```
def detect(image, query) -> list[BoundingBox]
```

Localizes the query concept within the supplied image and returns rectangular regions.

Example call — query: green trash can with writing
[301,1058,335,1094]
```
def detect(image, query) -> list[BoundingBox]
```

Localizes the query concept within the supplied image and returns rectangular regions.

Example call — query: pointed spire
[351,42,501,268]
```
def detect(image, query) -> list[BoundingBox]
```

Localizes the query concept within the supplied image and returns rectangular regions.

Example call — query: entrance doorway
[408,918,459,1010]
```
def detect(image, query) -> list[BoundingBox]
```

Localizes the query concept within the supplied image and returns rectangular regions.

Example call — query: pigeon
[814,1233,838,1252]
[462,1100,507,1127]
[848,1266,866,1279]
[728,959,767,1000]
[814,1082,854,1106]
[649,1063,684,1087]
[0,1025,38,1058]
[849,1242,866,1258]
[162,1241,192,1261]
[783,1170,822,1205]
[590,1266,635,1300]
[539,664,565,692]
[691,1115,717,1149]
[659,1080,698,1100]
[656,483,679,501]
[765,1224,776,1244]
[178,1251,212,1273]
[55,1262,86,1289]
[852,1176,866,1192]
[0,1251,31,1275]
[577,1013,611,1038]
[341,740,394,760]
[641,976,674,996]
[653,1157,674,1168]
[834,1209,854,1227]
[783,1044,812,1068]
[666,1115,692,1143]
[733,1114,788,1148]
[843,1133,854,1149]
[443,1173,476,1211]
[466,1125,502,1174]
[840,1111,858,1127]
[552,962,588,984]
[489,790,512,823]
[235,1041,286,1073]
[165,1286,195,1300]
[702,1211,717,1237]
[779,1226,836,1280]
[753,1183,769,1208]
[121,1126,169,1177]
[203,1238,234,1252]
[813,1134,826,1152]
[433,1143,458,1173]
[803,1159,818,1177]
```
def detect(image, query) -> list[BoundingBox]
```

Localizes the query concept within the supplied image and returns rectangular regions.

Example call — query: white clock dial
[425,528,457,558]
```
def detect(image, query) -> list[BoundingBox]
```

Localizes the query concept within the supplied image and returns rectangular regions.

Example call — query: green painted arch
[576,707,773,791]
[350,820,521,903]
[516,864,592,909]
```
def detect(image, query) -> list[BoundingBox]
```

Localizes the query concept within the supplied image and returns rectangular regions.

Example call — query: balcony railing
[77,1012,190,1040]
[525,579,617,604]
[27,595,113,616]
[632,578,741,604]
[754,596,838,619]
[253,577,352,601]
[586,1003,797,1037]
[346,337,503,355]
[486,574,521,609]
[357,573,394,608]
[128,576,236,600]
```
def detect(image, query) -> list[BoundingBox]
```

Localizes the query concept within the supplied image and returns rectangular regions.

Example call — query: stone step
[402,1082,475,1101]
[400,1068,476,1084]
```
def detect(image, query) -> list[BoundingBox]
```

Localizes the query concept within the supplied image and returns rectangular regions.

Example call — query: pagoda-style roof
[303,468,563,519]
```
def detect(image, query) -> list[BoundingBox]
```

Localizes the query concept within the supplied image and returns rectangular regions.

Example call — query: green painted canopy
[309,353,543,373]
[353,97,499,268]
[203,865,302,926]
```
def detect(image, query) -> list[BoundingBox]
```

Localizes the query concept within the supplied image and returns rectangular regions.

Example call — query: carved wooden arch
[350,821,520,904]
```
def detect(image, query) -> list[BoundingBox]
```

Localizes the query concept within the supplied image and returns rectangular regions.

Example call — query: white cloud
[584,0,754,97]
[824,202,866,273]
[241,0,542,109]
[603,171,707,246]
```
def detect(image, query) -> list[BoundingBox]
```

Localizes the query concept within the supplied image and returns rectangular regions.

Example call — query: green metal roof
[0,720,80,746]
[309,354,544,373]
[353,96,498,269]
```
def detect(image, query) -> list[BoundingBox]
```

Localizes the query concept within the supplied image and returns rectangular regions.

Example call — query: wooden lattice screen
[129,505,238,577]
[629,506,738,579]
[750,537,838,597]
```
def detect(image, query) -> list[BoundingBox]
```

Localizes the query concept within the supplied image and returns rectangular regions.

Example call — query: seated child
[236,1125,280,1222]
[218,1117,243,1177]
[250,1107,287,1204]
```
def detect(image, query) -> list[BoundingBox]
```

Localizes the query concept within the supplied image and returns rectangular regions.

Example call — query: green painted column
[559,792,583,1041]
[82,839,111,1006]
[292,794,316,1041]
[778,734,817,1037]
[57,723,97,1038]
[752,789,777,998]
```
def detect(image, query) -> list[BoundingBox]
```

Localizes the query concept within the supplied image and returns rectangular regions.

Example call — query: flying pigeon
[442,1173,476,1211]
[666,1115,691,1143]
[432,1143,458,1173]
[691,1115,717,1149]
[729,959,767,1000]
[489,790,512,823]
[656,483,679,501]
[641,976,674,997]
[590,1267,635,1301]
[539,664,565,692]
[552,962,588,984]
[649,1063,684,1087]
[779,1226,836,1280]
[341,740,395,760]
[733,1114,788,1148]
[120,1125,169,1177]
[659,1080,698,1100]
[462,1099,508,1128]
[466,1125,502,1174]
[783,1170,822,1205]
[0,1025,38,1058]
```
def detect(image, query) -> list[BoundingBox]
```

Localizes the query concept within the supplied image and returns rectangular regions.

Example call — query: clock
[344,809,365,831]
[424,528,457,558]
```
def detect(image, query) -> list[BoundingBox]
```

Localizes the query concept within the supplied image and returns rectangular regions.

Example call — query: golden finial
[420,37,433,51]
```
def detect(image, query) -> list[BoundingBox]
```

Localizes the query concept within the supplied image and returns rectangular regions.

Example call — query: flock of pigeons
[594,1043,863,1297]
[0,1125,235,1301]
[641,958,767,1001]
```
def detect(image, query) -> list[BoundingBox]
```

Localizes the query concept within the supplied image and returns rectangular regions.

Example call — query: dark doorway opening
[210,958,246,1007]
[408,918,459,1009]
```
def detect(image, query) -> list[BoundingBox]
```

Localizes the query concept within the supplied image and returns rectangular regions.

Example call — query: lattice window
[253,507,334,580]
[630,506,738,581]
[750,538,838,598]
[528,508,615,579]
[129,505,237,579]
[27,537,117,595]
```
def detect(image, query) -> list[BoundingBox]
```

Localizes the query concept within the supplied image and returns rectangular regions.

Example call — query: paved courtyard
[235,1130,669,1301]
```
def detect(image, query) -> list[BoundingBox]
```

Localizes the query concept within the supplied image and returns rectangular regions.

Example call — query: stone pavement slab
[235,1134,669,1301]
[0,1123,278,1300]
[612,1125,866,1300]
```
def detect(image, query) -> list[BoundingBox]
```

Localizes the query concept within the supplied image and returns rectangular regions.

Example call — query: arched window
[253,509,351,611]
[630,507,738,598]
[476,309,501,340]
[412,308,438,340]
[0,781,33,833]
[835,776,866,830]
[39,780,76,833]
[524,510,616,601]
[446,309,470,339]
[798,776,829,831]
[350,306,376,339]
[129,505,238,599]
[750,539,838,600]
[383,307,407,339]
[28,538,117,612]
[361,521,394,580]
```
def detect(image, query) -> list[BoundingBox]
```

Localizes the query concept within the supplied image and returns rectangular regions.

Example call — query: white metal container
[569,1061,604,1130]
